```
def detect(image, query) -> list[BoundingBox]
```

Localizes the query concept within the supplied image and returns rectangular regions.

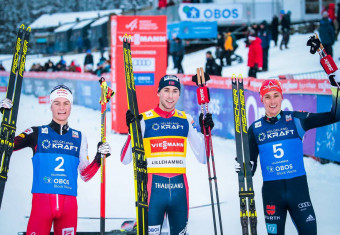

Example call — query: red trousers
[26,193,77,235]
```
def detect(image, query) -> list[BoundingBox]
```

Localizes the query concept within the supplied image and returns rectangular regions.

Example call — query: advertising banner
[167,21,217,39]
[178,3,243,23]
[110,15,167,133]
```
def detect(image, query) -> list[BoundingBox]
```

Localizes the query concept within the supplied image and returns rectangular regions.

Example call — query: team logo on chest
[42,139,51,149]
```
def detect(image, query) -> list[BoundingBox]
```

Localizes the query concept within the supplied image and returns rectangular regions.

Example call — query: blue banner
[134,73,155,86]
[167,21,217,39]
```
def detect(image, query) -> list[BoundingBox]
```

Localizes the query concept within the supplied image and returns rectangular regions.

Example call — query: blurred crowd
[29,50,111,76]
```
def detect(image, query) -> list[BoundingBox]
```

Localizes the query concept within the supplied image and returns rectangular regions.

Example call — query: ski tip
[26,26,31,32]
[123,34,132,43]
[20,24,25,30]
[231,74,237,82]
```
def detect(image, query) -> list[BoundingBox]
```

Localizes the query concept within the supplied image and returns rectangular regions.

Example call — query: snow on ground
[0,33,340,234]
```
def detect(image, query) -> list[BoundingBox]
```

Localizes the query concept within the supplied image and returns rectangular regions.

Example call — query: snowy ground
[0,33,340,234]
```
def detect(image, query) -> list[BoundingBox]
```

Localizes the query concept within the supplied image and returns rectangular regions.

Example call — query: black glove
[199,113,214,134]
[95,141,111,164]
[126,110,142,128]
[306,35,320,54]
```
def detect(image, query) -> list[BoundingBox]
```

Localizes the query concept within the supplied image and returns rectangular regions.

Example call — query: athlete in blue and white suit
[248,75,340,235]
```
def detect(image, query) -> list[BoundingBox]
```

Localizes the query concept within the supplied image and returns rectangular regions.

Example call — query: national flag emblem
[72,131,79,138]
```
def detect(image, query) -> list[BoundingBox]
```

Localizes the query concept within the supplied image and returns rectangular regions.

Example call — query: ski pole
[99,77,114,235]
[195,67,223,234]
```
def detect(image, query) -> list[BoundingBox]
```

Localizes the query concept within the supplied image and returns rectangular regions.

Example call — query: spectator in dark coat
[205,51,221,76]
[258,21,272,71]
[280,10,291,50]
[0,62,5,71]
[337,3,340,40]
[247,33,263,78]
[215,32,225,66]
[271,15,279,46]
[170,38,185,74]
[84,49,94,72]
[319,11,335,57]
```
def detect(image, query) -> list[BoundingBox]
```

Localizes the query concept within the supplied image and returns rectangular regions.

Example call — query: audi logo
[133,59,152,66]
[298,202,311,208]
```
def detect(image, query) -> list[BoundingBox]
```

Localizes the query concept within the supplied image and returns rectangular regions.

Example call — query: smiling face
[157,86,180,112]
[51,97,71,125]
[262,90,283,117]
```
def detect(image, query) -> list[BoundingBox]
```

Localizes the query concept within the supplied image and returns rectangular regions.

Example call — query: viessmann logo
[150,138,184,152]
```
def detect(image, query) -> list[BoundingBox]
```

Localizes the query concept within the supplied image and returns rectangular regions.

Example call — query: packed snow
[0,33,340,234]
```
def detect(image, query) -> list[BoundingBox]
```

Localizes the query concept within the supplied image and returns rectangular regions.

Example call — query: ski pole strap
[196,86,210,105]
[321,55,338,75]
[239,190,255,197]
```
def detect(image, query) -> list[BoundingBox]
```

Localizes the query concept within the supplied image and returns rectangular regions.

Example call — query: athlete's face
[158,86,180,112]
[51,97,71,125]
[262,91,282,117]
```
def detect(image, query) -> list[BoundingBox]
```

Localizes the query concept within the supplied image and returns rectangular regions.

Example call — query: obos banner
[178,3,243,22]
[110,15,167,133]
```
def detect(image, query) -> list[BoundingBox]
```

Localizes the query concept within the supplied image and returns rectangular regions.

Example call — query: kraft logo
[126,19,138,31]
[266,205,276,215]
[183,6,200,18]
[266,223,277,234]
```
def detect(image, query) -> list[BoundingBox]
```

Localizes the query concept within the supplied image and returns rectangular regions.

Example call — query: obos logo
[266,166,274,173]
[182,6,200,19]
[148,225,160,235]
[43,176,52,183]
[42,139,51,149]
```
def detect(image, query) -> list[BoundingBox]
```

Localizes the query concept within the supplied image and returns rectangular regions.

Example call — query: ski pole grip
[321,55,338,74]
[196,86,210,104]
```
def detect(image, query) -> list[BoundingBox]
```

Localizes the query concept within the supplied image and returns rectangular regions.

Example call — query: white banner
[178,3,243,22]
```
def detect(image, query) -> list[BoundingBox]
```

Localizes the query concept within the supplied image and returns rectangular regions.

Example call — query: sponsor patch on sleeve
[24,128,33,135]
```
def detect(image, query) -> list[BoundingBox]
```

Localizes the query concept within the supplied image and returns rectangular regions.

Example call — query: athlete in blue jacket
[247,75,340,235]
[1,85,111,235]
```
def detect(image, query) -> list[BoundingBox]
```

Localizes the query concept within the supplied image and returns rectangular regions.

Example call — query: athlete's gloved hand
[0,98,13,113]
[199,113,214,134]
[126,110,142,128]
[306,35,321,54]
[95,142,111,164]
[329,70,340,88]
[234,158,254,173]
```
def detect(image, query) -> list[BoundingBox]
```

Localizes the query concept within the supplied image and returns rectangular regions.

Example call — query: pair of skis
[192,68,223,235]
[123,35,148,234]
[0,24,31,209]
[232,76,257,235]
